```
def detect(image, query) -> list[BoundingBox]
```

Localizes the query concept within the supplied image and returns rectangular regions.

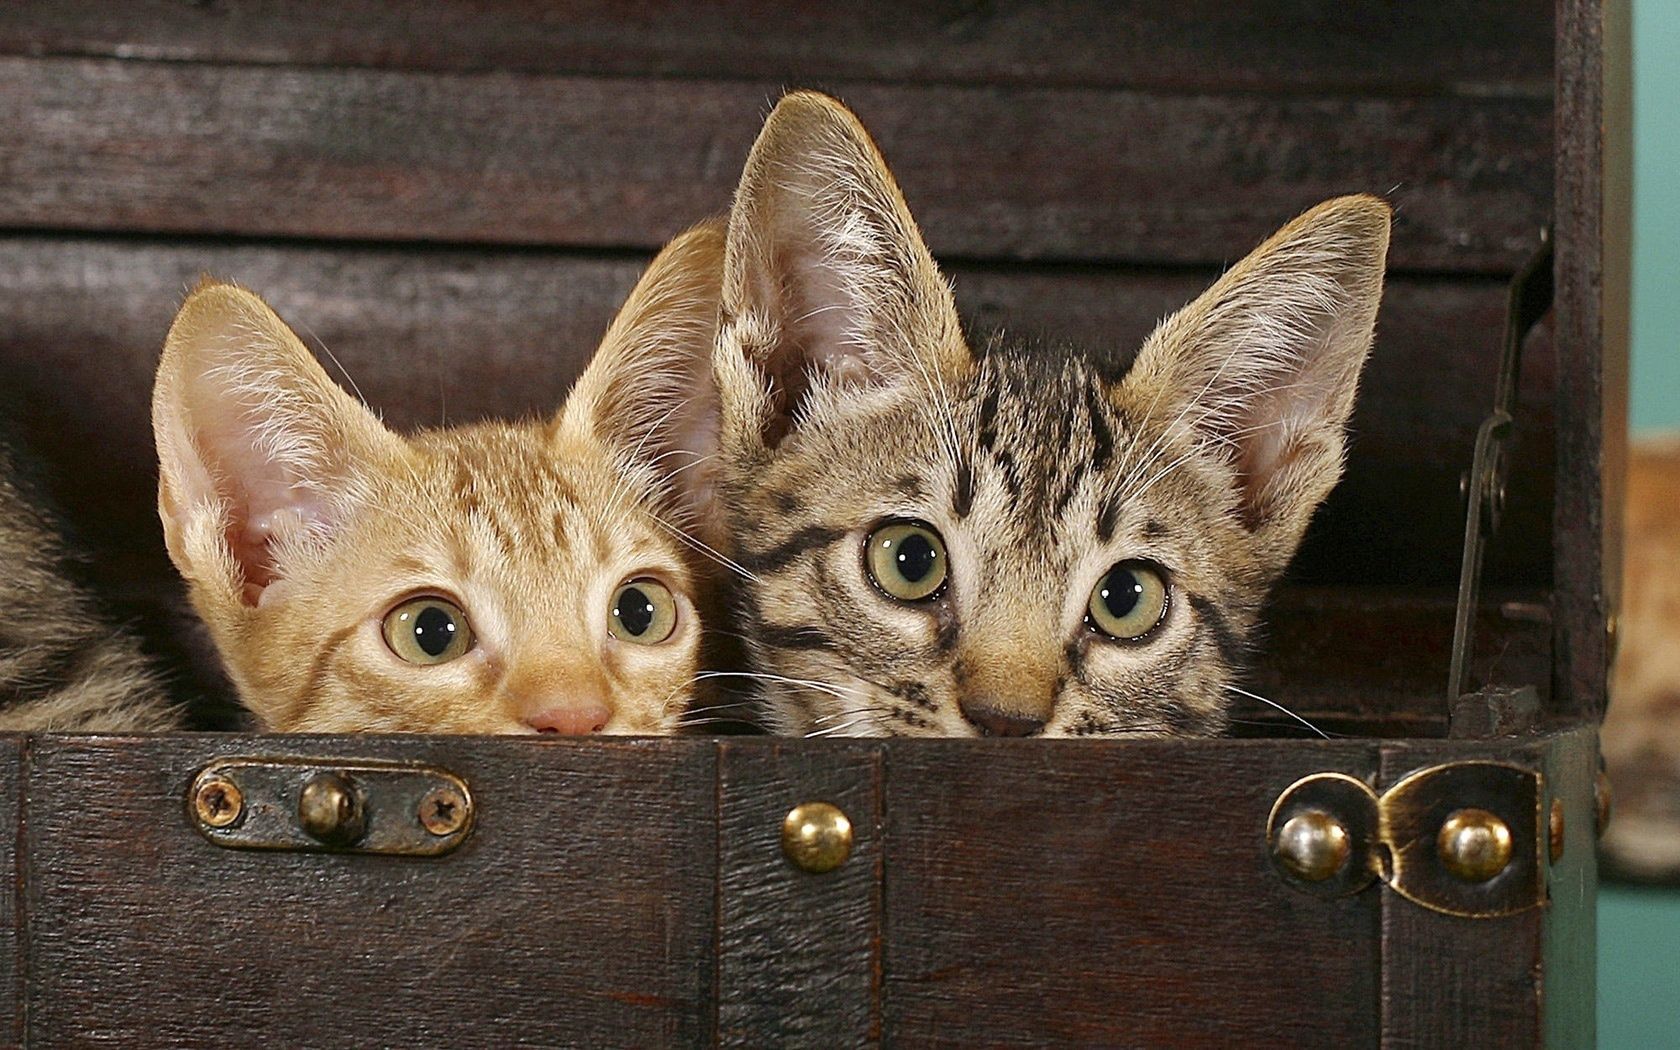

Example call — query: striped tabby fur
[0,418,178,730]
[704,93,1390,738]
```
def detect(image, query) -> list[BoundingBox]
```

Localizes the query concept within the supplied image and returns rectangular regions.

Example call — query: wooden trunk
[0,2,1626,1045]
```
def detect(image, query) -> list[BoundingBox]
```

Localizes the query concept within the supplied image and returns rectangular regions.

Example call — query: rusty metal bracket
[188,758,474,857]
[1268,762,1546,918]
[1448,233,1554,704]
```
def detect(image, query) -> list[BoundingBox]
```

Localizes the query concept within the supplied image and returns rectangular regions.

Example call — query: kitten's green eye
[865,521,948,602]
[1087,562,1169,641]
[609,578,678,645]
[382,597,474,665]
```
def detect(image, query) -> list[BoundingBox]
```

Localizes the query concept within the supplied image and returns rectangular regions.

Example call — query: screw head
[192,772,244,829]
[1437,808,1514,882]
[781,801,853,874]
[418,785,470,837]
[298,772,366,846]
[1273,808,1352,882]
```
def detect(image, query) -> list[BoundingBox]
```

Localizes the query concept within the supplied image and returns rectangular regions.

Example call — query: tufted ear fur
[555,220,725,525]
[153,281,406,608]
[715,90,970,451]
[1117,195,1391,571]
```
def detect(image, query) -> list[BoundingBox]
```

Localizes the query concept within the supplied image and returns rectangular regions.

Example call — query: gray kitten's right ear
[716,91,970,449]
[152,281,404,608]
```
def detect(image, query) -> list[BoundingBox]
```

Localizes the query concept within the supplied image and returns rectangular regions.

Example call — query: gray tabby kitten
[0,411,179,730]
[701,92,1389,738]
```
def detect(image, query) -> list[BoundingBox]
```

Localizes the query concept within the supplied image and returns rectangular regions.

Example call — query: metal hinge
[1267,762,1549,918]
[1448,232,1554,705]
[188,758,475,857]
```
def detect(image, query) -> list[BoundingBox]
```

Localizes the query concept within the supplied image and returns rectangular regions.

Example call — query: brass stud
[298,772,366,847]
[192,772,244,829]
[1595,770,1613,839]
[418,784,470,837]
[781,801,853,874]
[1437,808,1513,882]
[1273,808,1351,882]
[1549,798,1565,863]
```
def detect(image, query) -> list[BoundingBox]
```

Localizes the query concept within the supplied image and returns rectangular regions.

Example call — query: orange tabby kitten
[153,224,723,734]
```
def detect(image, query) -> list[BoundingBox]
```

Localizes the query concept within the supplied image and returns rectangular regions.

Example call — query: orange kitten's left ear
[557,220,726,528]
[153,281,406,608]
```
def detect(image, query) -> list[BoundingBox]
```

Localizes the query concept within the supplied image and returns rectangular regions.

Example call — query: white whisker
[1222,684,1329,739]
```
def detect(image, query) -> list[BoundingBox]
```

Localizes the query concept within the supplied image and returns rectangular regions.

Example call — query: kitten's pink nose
[524,701,612,735]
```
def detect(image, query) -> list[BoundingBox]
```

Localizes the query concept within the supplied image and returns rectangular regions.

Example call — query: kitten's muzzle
[523,700,612,735]
[958,699,1046,738]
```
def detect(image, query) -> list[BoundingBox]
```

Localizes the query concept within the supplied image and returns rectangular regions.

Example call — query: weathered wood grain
[22,736,716,1047]
[1552,0,1629,720]
[881,740,1383,1047]
[0,738,18,1050]
[0,1,1553,96]
[0,57,1551,271]
[716,741,880,1046]
[1376,737,1547,1048]
[1251,587,1552,730]
[1541,725,1598,1046]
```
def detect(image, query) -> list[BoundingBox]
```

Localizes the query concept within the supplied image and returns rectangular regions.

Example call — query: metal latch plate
[1269,761,1544,918]
[188,758,474,857]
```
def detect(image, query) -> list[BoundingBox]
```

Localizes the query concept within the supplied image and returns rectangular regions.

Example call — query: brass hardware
[188,758,473,857]
[1549,798,1566,863]
[1437,808,1514,882]
[419,784,470,837]
[298,772,366,847]
[781,801,853,874]
[1596,769,1613,839]
[1268,762,1544,917]
[1266,773,1379,899]
[1273,809,1351,883]
[191,772,244,829]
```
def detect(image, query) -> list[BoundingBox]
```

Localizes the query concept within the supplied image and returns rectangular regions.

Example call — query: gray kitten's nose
[959,700,1046,738]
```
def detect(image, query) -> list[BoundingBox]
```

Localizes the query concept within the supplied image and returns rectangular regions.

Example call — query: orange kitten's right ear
[153,281,405,607]
[558,220,726,527]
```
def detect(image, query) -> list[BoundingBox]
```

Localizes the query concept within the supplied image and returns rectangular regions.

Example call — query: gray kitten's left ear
[558,219,725,523]
[1117,195,1390,568]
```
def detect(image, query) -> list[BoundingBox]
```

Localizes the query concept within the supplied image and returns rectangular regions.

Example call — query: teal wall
[1601,1,1680,1047]
[1629,0,1680,432]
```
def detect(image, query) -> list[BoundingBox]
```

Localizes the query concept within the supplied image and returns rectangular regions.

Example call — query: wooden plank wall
[0,3,1557,719]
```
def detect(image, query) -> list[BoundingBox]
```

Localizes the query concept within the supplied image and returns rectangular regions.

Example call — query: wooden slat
[0,236,1555,720]
[1541,725,1598,1046]
[0,738,19,1049]
[716,740,881,1046]
[22,736,715,1046]
[0,57,1551,271]
[1376,738,1547,1048]
[0,1,1554,96]
[1552,0,1628,720]
[1252,587,1552,729]
[882,740,1383,1046]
